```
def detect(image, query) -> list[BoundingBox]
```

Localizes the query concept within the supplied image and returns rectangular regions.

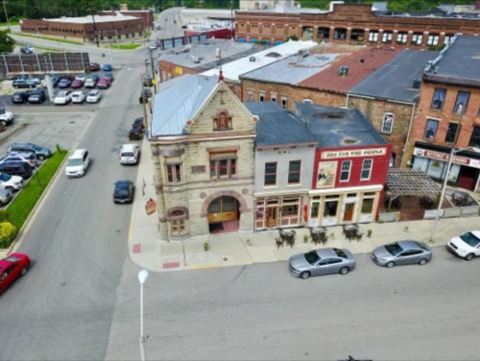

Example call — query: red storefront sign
[414,148,470,166]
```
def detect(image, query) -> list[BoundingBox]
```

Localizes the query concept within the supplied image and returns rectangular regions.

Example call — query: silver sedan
[371,240,432,268]
[289,248,356,279]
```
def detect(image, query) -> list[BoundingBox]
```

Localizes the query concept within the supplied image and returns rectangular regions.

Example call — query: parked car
[371,240,432,268]
[84,76,98,88]
[149,43,157,50]
[0,108,14,126]
[102,72,114,82]
[51,75,60,88]
[119,144,140,165]
[7,151,40,167]
[0,153,38,169]
[12,79,32,89]
[86,90,101,103]
[71,91,86,104]
[20,46,34,54]
[139,87,151,104]
[97,78,111,89]
[0,172,24,191]
[28,89,46,104]
[0,187,13,206]
[289,248,356,279]
[75,73,87,82]
[65,149,90,178]
[0,162,33,179]
[132,117,145,132]
[89,62,101,72]
[53,90,72,105]
[102,64,113,71]
[57,78,72,89]
[113,180,135,204]
[447,231,480,261]
[8,143,51,160]
[128,127,143,141]
[71,79,84,89]
[0,253,31,294]
[11,91,31,104]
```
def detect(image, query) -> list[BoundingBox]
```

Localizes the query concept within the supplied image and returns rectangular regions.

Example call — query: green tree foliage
[0,30,15,53]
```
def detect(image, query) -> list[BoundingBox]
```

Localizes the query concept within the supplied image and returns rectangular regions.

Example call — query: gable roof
[300,47,401,94]
[151,75,218,137]
[350,49,438,103]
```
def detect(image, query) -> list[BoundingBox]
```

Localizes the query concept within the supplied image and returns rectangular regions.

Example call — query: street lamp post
[138,269,149,342]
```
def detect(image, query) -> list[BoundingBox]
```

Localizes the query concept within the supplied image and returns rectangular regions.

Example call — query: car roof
[315,248,337,259]
[468,230,480,238]
[397,240,423,250]
[70,149,87,158]
[121,144,138,151]
[115,180,132,188]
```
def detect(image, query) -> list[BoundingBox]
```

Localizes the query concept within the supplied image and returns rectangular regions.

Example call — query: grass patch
[0,20,20,27]
[13,32,83,45]
[2,150,67,244]
[108,43,141,50]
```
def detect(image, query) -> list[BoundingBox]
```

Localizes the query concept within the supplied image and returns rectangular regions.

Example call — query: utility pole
[91,14,99,47]
[2,0,10,31]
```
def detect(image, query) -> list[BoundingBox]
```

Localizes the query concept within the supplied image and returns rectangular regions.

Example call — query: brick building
[347,49,438,168]
[235,2,480,48]
[102,9,154,29]
[241,46,400,110]
[149,75,257,240]
[406,35,480,192]
[20,13,145,42]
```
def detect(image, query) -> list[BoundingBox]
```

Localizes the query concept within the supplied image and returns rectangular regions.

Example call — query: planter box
[461,206,479,216]
[378,211,400,222]
[442,208,462,218]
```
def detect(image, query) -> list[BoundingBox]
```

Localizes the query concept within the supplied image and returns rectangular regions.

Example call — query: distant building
[239,0,295,11]
[20,13,145,42]
[406,35,480,192]
[101,8,154,29]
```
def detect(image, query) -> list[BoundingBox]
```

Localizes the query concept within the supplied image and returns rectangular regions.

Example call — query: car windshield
[0,173,11,181]
[385,243,403,256]
[67,158,83,167]
[334,248,348,259]
[115,189,129,198]
[122,152,134,157]
[304,250,320,265]
[88,91,97,96]
[0,108,5,114]
[460,232,480,247]
[57,92,67,97]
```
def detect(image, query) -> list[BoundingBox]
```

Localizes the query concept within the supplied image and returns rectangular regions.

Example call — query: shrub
[203,240,210,251]
[0,222,17,248]
[0,210,8,222]
[303,234,309,243]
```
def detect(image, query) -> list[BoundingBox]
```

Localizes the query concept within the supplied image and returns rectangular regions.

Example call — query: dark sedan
[71,79,84,89]
[89,62,101,72]
[113,180,135,204]
[11,91,30,104]
[28,89,46,104]
[57,78,72,89]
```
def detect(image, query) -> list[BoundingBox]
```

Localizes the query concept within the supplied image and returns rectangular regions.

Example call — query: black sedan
[11,91,30,104]
[28,89,46,104]
[113,180,135,204]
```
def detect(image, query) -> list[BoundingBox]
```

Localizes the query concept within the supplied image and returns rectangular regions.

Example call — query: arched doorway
[207,196,240,233]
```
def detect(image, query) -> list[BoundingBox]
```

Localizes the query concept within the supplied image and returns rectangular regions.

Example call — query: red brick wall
[159,60,200,82]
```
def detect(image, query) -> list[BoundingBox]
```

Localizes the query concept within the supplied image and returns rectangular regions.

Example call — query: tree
[0,30,15,53]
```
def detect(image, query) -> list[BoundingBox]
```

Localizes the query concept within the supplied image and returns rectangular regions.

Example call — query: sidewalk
[128,139,480,273]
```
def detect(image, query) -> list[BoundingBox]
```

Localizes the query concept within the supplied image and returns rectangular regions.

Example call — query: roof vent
[341,137,361,145]
[412,78,421,89]
[249,56,257,62]
[338,65,349,77]
[297,49,309,57]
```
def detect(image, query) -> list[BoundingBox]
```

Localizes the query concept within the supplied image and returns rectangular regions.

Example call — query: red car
[0,253,30,294]
[89,62,101,72]
[97,77,111,89]
[71,79,84,89]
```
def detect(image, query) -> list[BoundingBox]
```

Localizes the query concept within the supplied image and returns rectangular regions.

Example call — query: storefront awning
[386,168,441,196]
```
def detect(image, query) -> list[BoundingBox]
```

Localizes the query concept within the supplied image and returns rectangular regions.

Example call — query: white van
[65,149,90,177]
[119,144,140,165]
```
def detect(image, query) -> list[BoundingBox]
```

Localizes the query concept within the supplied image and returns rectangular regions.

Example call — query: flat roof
[45,13,139,24]
[160,39,256,70]
[241,52,338,85]
[201,40,317,82]
[424,35,480,86]
[350,49,438,103]
[300,47,401,94]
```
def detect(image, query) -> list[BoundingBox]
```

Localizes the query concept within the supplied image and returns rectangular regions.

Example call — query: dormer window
[213,110,232,131]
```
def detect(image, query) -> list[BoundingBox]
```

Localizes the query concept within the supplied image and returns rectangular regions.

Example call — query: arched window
[213,110,232,131]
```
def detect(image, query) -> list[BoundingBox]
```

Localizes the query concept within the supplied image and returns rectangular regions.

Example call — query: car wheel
[300,271,311,280]
[339,266,350,275]
[418,258,428,266]
[5,186,14,192]
[386,261,395,268]
[38,155,45,161]
[465,253,475,261]
[21,267,28,276]
[0,121,6,127]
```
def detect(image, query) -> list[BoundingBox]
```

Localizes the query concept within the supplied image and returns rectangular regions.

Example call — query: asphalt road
[0,54,145,360]
[106,252,480,361]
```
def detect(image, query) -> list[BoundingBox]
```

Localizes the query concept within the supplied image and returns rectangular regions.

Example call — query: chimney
[218,69,224,82]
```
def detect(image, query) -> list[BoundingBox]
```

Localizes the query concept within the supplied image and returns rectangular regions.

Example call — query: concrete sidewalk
[128,138,480,273]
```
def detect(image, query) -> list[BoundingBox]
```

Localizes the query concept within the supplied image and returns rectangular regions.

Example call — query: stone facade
[150,82,257,240]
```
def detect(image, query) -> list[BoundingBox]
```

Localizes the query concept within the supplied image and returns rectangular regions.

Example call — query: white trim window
[382,31,393,43]
[396,32,408,44]
[259,91,265,102]
[412,33,423,45]
[303,99,312,104]
[368,31,378,42]
[361,159,373,181]
[270,93,277,102]
[340,160,351,182]
[281,96,288,108]
[427,34,439,46]
[247,91,254,101]
[381,112,394,134]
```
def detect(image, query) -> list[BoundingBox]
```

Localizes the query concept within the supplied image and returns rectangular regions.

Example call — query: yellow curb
[186,264,223,271]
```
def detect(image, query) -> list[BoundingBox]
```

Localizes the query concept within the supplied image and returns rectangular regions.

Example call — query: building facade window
[469,126,480,147]
[264,162,277,186]
[382,31,393,43]
[270,93,277,102]
[323,196,339,217]
[209,152,237,179]
[166,163,182,183]
[361,159,373,180]
[281,96,288,108]
[412,33,423,45]
[171,218,186,235]
[427,34,439,46]
[288,160,301,184]
[381,112,394,134]
[453,91,470,114]
[247,91,253,101]
[396,32,408,44]
[361,197,374,214]
[340,160,351,182]
[431,88,446,110]
[259,92,265,102]
[368,31,378,42]
[424,118,439,141]
[445,122,459,143]
[213,110,233,130]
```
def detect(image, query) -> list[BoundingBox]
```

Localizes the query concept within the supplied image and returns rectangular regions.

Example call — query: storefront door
[343,202,355,222]
[457,166,478,191]
[266,207,278,228]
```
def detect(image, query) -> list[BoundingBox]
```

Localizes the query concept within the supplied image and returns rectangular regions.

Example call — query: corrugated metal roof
[241,53,338,85]
[201,40,317,82]
[350,49,438,102]
[151,75,218,137]
[45,13,137,23]
[300,47,401,93]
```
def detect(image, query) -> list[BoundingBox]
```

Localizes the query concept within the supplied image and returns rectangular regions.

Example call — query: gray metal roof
[151,75,218,137]
[241,53,337,85]
[245,102,315,147]
[350,49,438,103]
[424,36,480,86]
[295,103,387,147]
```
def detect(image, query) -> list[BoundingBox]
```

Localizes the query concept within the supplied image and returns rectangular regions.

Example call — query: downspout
[402,102,416,168]
[345,92,350,108]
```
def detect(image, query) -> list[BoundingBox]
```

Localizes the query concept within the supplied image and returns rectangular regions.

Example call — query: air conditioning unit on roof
[249,56,257,62]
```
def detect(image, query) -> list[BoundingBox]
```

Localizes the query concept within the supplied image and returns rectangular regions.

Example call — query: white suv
[119,144,140,165]
[0,172,23,191]
[447,231,480,261]
[65,149,90,177]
